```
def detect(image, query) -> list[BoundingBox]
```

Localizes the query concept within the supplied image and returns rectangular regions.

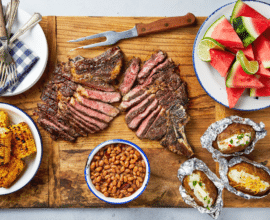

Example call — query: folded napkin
[0,39,39,96]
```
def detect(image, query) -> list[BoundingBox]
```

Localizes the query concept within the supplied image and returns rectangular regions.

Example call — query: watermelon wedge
[226,60,264,88]
[209,49,235,77]
[252,35,270,69]
[230,0,269,23]
[233,16,269,47]
[228,44,254,60]
[226,87,245,108]
[204,15,244,48]
[250,87,270,97]
[250,75,270,97]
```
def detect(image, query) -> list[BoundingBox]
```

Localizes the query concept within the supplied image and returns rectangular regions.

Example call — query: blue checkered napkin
[0,39,39,95]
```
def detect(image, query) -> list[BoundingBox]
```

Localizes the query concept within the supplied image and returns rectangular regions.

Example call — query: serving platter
[0,16,269,208]
[193,0,270,111]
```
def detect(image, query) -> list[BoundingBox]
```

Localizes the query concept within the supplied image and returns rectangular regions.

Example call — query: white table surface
[2,0,270,219]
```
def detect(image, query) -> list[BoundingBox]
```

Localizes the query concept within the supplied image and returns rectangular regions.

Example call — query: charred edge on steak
[68,46,124,84]
[138,51,167,84]
[120,57,141,96]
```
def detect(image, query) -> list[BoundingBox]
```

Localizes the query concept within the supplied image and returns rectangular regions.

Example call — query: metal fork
[68,13,196,51]
[0,0,16,88]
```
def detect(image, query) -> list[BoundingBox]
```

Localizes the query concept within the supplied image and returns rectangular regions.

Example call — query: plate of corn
[0,103,42,195]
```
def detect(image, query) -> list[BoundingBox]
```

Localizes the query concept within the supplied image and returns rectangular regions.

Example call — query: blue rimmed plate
[0,103,43,195]
[193,0,270,111]
[84,139,150,204]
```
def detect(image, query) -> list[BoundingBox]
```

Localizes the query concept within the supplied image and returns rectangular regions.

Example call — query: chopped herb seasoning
[208,200,210,204]
[206,206,210,210]
[199,182,202,186]
[204,196,207,201]
[230,139,233,144]
[246,141,249,145]
[193,181,197,186]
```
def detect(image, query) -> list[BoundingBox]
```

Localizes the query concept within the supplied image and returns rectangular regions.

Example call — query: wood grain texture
[0,16,269,208]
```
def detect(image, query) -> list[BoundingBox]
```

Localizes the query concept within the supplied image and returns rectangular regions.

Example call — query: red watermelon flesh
[206,16,244,48]
[249,17,270,38]
[229,44,254,60]
[226,87,245,108]
[250,87,270,97]
[256,63,270,77]
[210,49,235,77]
[256,75,270,87]
[252,35,270,69]
[232,0,268,22]
[263,27,270,40]
[226,60,264,88]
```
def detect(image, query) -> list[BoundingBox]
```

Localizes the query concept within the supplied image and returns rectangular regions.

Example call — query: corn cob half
[0,127,12,164]
[0,156,25,188]
[0,111,9,127]
[9,122,37,159]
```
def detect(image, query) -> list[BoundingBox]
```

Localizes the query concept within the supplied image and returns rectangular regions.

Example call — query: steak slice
[59,102,108,130]
[73,46,124,83]
[136,105,161,139]
[119,90,150,112]
[145,108,167,140]
[120,58,140,96]
[125,94,155,125]
[138,51,166,84]
[74,93,119,117]
[41,85,58,101]
[37,117,76,142]
[128,99,158,130]
[70,98,113,123]
[77,85,121,103]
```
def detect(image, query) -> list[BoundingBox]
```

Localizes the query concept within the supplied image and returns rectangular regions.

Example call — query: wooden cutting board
[0,16,270,208]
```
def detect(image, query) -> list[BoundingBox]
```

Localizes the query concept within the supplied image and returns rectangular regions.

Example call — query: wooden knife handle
[136,13,196,36]
[0,0,7,39]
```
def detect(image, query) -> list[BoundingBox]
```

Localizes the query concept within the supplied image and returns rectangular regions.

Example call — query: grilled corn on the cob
[9,122,36,159]
[0,111,9,127]
[0,156,25,188]
[0,127,12,164]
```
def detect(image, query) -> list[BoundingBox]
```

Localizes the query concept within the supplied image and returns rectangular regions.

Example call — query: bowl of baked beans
[84,139,150,204]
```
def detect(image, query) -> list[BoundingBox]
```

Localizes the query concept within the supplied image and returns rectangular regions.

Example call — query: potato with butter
[228,162,270,196]
[212,123,255,154]
[183,170,218,209]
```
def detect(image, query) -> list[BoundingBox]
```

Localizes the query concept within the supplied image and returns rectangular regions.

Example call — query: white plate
[3,7,48,96]
[0,103,42,195]
[193,0,270,111]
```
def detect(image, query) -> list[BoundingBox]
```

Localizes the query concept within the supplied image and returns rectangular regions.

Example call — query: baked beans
[90,143,146,198]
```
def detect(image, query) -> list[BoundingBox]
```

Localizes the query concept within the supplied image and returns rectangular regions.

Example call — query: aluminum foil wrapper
[178,158,224,219]
[219,156,270,199]
[200,115,266,161]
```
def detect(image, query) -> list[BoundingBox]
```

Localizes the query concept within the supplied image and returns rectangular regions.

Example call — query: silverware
[0,0,16,87]
[68,13,196,51]
[6,0,20,37]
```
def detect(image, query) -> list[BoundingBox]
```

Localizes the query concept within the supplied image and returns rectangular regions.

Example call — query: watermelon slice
[250,75,270,96]
[228,44,254,60]
[226,60,264,88]
[226,87,245,108]
[250,87,270,97]
[204,15,244,48]
[230,0,269,23]
[252,35,270,69]
[209,49,235,77]
[233,16,269,47]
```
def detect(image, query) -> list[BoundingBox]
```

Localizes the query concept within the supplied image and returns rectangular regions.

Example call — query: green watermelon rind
[204,15,226,39]
[262,61,270,69]
[226,60,240,88]
[250,88,256,97]
[233,17,257,47]
[230,0,244,23]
